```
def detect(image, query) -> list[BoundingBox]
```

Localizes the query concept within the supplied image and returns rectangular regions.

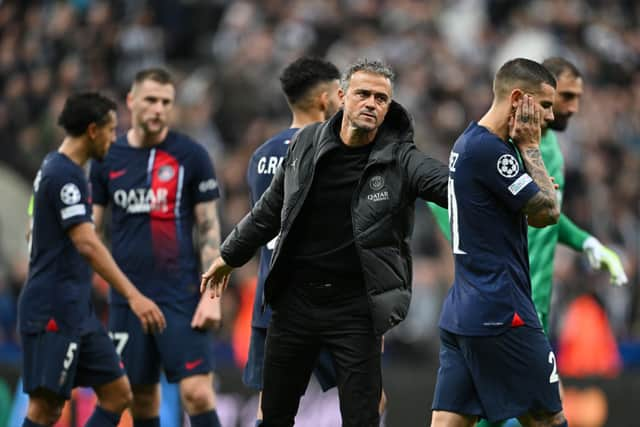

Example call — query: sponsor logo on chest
[113,188,169,213]
[367,175,389,202]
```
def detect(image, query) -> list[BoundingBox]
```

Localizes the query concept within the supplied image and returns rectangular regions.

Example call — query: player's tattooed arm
[520,146,559,227]
[195,200,221,270]
[509,94,559,227]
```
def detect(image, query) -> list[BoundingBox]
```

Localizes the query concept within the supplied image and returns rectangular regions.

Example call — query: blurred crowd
[0,0,639,366]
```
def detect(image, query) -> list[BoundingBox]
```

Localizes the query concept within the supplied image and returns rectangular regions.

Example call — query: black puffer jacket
[221,101,448,334]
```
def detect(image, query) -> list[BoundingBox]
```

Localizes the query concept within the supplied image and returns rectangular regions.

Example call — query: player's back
[439,122,542,336]
[19,152,95,334]
[246,127,297,328]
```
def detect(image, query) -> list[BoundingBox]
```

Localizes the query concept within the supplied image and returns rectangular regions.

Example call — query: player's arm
[92,204,106,237]
[191,200,222,329]
[68,222,166,333]
[202,142,289,298]
[558,214,628,286]
[402,146,449,207]
[512,96,559,227]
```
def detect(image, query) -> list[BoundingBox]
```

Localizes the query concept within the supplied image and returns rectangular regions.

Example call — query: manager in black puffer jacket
[202,59,448,427]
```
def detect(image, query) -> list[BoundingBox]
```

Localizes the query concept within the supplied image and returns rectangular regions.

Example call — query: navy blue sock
[22,418,48,427]
[255,421,263,427]
[85,406,122,427]
[190,410,221,427]
[133,417,160,427]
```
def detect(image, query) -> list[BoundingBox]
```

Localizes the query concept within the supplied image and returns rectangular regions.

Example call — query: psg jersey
[439,122,543,336]
[90,131,219,306]
[19,152,96,334]
[246,127,296,328]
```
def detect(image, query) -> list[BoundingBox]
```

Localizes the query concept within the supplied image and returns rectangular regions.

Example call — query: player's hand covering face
[200,256,233,298]
[509,91,553,146]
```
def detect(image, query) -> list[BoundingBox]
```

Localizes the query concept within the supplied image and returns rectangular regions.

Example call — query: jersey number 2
[548,351,559,383]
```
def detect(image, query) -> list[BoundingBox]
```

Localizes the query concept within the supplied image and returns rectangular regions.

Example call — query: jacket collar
[315,100,414,164]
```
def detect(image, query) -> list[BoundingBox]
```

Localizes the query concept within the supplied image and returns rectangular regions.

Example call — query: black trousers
[261,281,382,427]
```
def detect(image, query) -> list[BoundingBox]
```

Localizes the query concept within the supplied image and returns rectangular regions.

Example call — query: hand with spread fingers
[510,94,542,147]
[200,256,234,298]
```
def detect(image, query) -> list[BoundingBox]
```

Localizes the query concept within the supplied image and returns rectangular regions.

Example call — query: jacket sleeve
[220,149,288,268]
[402,145,449,207]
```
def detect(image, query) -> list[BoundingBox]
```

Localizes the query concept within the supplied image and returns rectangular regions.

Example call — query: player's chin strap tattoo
[520,145,560,223]
[196,201,222,272]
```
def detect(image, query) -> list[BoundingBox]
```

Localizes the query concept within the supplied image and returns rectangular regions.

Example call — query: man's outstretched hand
[583,236,629,286]
[200,256,234,298]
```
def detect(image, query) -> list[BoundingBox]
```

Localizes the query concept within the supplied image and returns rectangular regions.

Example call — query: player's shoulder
[251,128,297,160]
[164,130,211,158]
[41,152,81,179]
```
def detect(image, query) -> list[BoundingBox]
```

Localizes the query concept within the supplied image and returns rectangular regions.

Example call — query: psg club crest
[369,175,385,191]
[157,165,175,182]
[497,154,519,178]
[60,183,81,205]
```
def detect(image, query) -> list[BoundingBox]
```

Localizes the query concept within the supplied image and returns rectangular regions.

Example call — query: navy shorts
[432,326,562,422]
[243,326,337,392]
[109,303,214,385]
[21,323,124,399]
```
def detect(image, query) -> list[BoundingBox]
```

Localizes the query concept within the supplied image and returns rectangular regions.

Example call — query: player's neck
[127,126,168,148]
[58,136,90,167]
[478,105,510,142]
[290,109,325,129]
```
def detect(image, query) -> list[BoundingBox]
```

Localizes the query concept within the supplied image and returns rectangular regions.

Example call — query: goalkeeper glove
[582,236,628,286]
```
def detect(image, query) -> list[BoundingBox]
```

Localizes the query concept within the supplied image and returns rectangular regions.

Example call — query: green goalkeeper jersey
[429,130,590,332]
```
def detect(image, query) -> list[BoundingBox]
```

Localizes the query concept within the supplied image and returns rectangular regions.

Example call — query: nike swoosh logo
[109,169,127,180]
[185,358,204,370]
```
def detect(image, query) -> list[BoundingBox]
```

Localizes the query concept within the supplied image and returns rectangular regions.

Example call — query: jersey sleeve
[48,172,93,230]
[190,145,220,203]
[473,137,540,213]
[89,159,109,206]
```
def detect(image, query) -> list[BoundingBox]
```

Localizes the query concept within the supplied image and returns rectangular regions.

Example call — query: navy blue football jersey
[246,128,296,327]
[439,122,543,335]
[90,131,219,306]
[18,152,96,334]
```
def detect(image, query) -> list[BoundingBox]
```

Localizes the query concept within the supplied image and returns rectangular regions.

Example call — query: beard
[548,114,571,131]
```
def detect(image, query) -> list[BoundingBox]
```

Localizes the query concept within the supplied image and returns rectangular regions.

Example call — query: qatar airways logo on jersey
[113,188,169,213]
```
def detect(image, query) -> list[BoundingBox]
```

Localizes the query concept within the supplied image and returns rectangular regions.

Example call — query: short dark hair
[341,58,395,92]
[279,57,340,106]
[542,57,582,80]
[57,92,117,137]
[133,67,173,86]
[493,58,557,100]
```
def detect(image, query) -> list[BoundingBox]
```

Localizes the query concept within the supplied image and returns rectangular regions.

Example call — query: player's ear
[338,87,345,106]
[510,89,523,111]
[86,122,98,140]
[318,91,329,112]
[126,91,134,110]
